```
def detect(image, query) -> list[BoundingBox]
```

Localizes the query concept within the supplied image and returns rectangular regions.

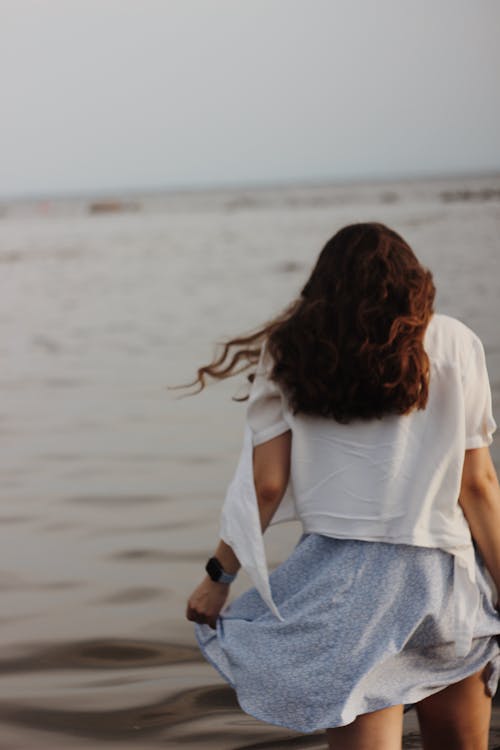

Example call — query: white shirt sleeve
[463,334,497,449]
[246,341,291,446]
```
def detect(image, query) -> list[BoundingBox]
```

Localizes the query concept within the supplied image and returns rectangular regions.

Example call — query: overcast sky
[1,0,499,199]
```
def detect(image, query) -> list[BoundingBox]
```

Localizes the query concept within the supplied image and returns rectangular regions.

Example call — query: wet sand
[1,173,500,747]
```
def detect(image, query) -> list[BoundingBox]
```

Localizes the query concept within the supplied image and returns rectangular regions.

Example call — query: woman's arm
[458,446,500,607]
[186,430,292,628]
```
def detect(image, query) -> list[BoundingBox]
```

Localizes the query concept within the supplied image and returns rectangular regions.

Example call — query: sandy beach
[0,173,499,748]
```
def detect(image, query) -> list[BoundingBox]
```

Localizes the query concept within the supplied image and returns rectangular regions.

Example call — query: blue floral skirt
[195,532,500,733]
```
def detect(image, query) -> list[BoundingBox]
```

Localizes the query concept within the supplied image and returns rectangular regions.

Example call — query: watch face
[206,557,222,581]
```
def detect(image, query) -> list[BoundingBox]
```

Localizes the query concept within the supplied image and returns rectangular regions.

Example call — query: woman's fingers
[186,603,215,626]
[186,607,218,629]
[186,605,205,623]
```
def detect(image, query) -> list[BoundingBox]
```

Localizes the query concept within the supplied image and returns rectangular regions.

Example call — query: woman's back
[247,313,496,546]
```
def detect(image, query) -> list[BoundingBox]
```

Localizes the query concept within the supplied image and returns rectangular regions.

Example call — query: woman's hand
[186,574,230,629]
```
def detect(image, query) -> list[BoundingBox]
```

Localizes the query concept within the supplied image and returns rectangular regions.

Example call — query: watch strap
[205,556,237,584]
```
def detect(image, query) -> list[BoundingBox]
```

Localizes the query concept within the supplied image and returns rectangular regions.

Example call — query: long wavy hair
[169,221,436,423]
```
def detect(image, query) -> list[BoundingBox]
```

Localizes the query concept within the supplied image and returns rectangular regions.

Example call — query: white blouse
[219,313,498,657]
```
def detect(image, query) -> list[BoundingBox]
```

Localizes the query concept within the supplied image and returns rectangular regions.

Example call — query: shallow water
[1,174,500,747]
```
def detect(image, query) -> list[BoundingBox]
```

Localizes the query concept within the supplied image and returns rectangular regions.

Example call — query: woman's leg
[325,703,404,750]
[415,663,492,750]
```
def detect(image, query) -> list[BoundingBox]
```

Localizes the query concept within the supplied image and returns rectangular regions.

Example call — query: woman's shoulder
[427,311,479,338]
[425,313,482,368]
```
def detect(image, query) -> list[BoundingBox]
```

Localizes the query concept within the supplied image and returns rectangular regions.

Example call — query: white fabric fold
[219,422,287,620]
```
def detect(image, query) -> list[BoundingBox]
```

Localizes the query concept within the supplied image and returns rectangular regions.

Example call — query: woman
[179,222,500,748]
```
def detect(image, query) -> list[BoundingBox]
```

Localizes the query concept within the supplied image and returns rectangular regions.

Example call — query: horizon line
[2,166,500,204]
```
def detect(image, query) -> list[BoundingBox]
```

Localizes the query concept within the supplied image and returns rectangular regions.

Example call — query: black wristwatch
[205,556,237,584]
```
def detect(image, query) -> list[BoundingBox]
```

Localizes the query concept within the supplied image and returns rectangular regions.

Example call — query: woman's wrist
[204,573,231,587]
[212,539,241,576]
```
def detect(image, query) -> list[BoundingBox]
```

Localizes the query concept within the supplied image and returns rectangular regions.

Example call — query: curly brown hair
[169,221,436,423]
